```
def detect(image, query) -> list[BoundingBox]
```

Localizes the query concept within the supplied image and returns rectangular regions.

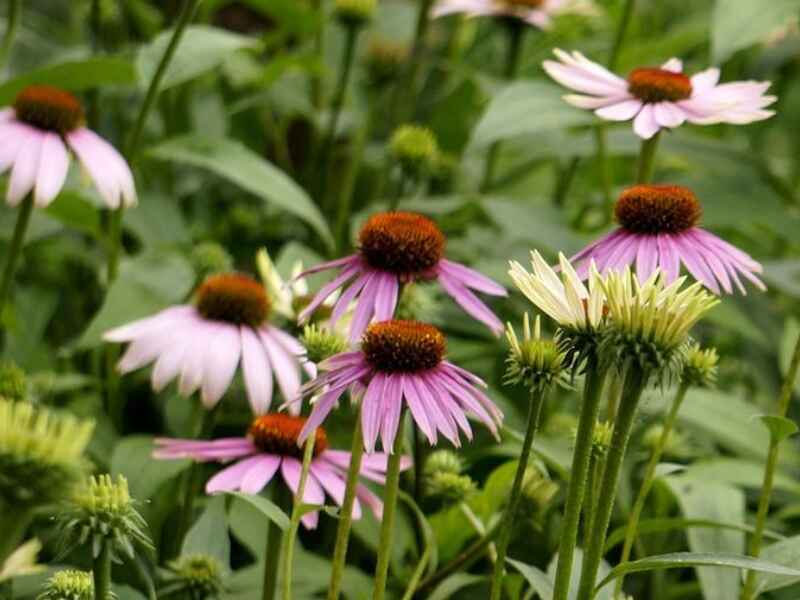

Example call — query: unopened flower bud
[389,124,439,179]
[423,450,475,506]
[424,449,464,477]
[335,0,376,27]
[682,343,718,388]
[37,569,93,600]
[0,360,26,402]
[300,325,348,364]
[191,241,234,281]
[520,466,559,517]
[505,314,566,390]
[164,554,225,599]
[365,38,408,88]
[590,420,613,458]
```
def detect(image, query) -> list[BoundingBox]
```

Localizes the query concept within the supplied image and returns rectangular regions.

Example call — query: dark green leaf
[757,415,799,443]
[182,495,230,566]
[225,492,291,531]
[111,436,191,500]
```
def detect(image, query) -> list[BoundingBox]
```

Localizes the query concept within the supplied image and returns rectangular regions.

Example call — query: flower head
[154,413,409,529]
[297,320,504,452]
[300,324,349,364]
[682,343,718,388]
[163,554,225,599]
[104,272,312,414]
[58,474,152,561]
[0,399,93,507]
[335,0,376,26]
[0,85,136,208]
[570,185,765,294]
[297,212,506,341]
[389,124,439,179]
[504,313,567,390]
[543,50,776,139]
[366,39,409,88]
[431,0,594,30]
[36,569,93,600]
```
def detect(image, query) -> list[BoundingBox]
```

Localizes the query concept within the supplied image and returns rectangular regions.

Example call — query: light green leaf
[148,135,333,250]
[780,318,800,392]
[757,415,799,443]
[182,496,230,566]
[596,552,800,593]
[43,192,102,239]
[711,0,800,63]
[111,436,191,500]
[546,548,613,600]
[137,25,258,91]
[0,57,137,104]
[679,458,800,495]
[507,558,553,600]
[470,82,595,149]
[428,573,488,600]
[225,492,291,531]
[756,534,800,593]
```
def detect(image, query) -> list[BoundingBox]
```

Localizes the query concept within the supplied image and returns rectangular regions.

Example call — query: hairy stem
[262,486,288,600]
[93,542,112,600]
[0,194,33,326]
[282,433,317,600]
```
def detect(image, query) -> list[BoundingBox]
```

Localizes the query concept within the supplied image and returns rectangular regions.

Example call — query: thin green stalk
[615,380,689,598]
[93,542,112,600]
[282,433,317,600]
[461,502,497,562]
[335,117,371,253]
[318,24,361,208]
[490,385,546,600]
[372,414,407,600]
[327,405,365,600]
[311,0,324,110]
[636,131,662,184]
[0,194,34,325]
[553,157,581,207]
[576,366,649,600]
[583,453,599,550]
[262,485,287,600]
[608,0,637,72]
[594,127,613,212]
[741,331,800,600]
[0,0,20,72]
[480,20,525,192]
[552,363,607,600]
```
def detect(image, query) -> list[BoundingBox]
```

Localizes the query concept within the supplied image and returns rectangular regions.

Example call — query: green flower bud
[520,466,559,518]
[682,343,718,388]
[365,38,408,88]
[300,325,349,364]
[424,449,464,477]
[423,450,475,506]
[505,314,567,390]
[191,242,234,281]
[334,0,376,27]
[395,283,439,322]
[58,474,152,561]
[590,420,613,459]
[0,360,26,402]
[163,554,225,599]
[37,570,94,600]
[0,400,93,507]
[389,124,439,179]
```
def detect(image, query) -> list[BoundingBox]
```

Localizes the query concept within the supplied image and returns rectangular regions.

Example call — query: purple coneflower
[104,273,311,413]
[543,50,776,139]
[298,211,506,341]
[570,185,765,294]
[153,413,410,529]
[296,320,504,453]
[0,85,135,208]
[431,0,592,29]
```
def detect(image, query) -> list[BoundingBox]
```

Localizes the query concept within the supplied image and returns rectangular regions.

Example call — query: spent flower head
[0,399,93,506]
[36,569,93,600]
[682,343,719,388]
[389,124,439,179]
[300,324,349,364]
[505,313,567,390]
[335,0,376,26]
[163,554,225,599]
[58,474,152,561]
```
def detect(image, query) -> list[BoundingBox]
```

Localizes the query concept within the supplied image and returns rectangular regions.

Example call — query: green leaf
[137,25,258,91]
[76,249,195,348]
[780,318,800,392]
[111,436,191,500]
[43,192,102,239]
[679,458,800,495]
[182,496,230,566]
[595,552,800,593]
[428,573,488,600]
[470,82,595,149]
[546,548,613,600]
[755,534,800,593]
[507,558,553,600]
[225,492,290,531]
[711,0,800,63]
[756,415,799,443]
[0,57,137,104]
[148,135,333,250]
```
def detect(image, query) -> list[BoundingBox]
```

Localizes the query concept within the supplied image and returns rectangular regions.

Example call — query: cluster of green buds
[300,324,349,364]
[36,569,94,600]
[590,420,613,460]
[389,124,439,181]
[505,313,567,391]
[681,343,718,388]
[365,38,408,88]
[191,241,234,283]
[161,554,225,599]
[0,360,26,402]
[0,399,93,507]
[334,0,376,27]
[57,475,152,561]
[519,465,559,524]
[423,450,477,507]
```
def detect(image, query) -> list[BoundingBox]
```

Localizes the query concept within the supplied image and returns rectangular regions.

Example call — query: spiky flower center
[615,185,702,234]
[627,68,692,103]
[362,320,446,373]
[502,0,544,8]
[248,414,328,458]
[13,85,84,134]
[359,212,445,275]
[196,273,270,327]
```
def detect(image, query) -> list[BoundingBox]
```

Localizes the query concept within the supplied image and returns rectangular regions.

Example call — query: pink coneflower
[104,273,312,413]
[0,85,135,208]
[153,413,410,529]
[543,49,776,139]
[296,320,504,453]
[298,212,506,341]
[431,0,592,29]
[570,185,765,294]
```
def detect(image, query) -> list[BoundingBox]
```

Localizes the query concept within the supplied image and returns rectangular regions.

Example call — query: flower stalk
[0,0,21,72]
[282,433,317,600]
[372,413,407,600]
[262,486,287,600]
[92,542,112,600]
[636,131,662,184]
[741,331,800,600]
[489,385,546,600]
[0,194,34,324]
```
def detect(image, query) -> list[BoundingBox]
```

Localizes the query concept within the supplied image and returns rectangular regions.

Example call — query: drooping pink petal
[103,305,195,342]
[652,102,687,129]
[355,483,384,519]
[297,261,362,323]
[373,272,400,322]
[330,271,373,327]
[310,462,362,519]
[206,456,266,494]
[260,326,301,405]
[379,374,404,453]
[437,272,503,335]
[438,259,506,296]
[297,383,350,443]
[201,323,242,408]
[7,127,43,206]
[33,132,69,207]
[633,104,660,139]
[240,326,274,415]
[178,319,215,397]
[281,458,326,529]
[348,271,381,342]
[400,374,436,445]
[240,455,282,494]
[361,372,388,453]
[595,98,643,121]
[67,127,136,208]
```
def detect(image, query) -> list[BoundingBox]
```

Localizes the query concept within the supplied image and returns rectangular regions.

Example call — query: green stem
[0,0,20,72]
[93,541,112,600]
[461,502,497,562]
[636,131,662,184]
[372,414,407,600]
[576,366,649,600]
[583,452,599,550]
[327,404,365,600]
[334,118,370,253]
[608,0,637,71]
[0,194,34,325]
[741,331,800,600]
[490,385,546,600]
[318,24,361,209]
[262,486,288,600]
[552,362,607,600]
[594,127,613,212]
[311,0,324,110]
[480,20,525,193]
[615,380,689,598]
[553,156,581,207]
[282,433,317,600]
